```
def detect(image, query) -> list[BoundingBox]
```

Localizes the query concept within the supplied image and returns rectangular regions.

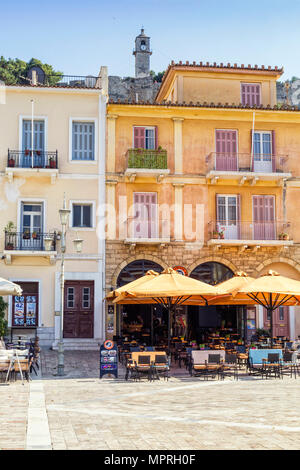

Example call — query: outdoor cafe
[107,268,300,382]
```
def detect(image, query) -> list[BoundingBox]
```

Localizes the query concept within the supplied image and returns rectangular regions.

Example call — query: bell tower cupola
[133,28,152,78]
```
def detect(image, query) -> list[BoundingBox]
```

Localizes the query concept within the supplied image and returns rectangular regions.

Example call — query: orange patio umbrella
[106,270,160,302]
[207,271,256,305]
[221,270,300,347]
[113,267,219,352]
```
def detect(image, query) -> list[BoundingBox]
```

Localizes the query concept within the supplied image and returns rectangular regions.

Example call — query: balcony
[123,217,170,248]
[44,75,99,88]
[6,150,58,183]
[4,231,57,264]
[206,153,291,185]
[125,148,170,182]
[207,221,293,251]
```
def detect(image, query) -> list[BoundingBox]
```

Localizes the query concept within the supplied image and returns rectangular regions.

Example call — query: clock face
[141,44,146,51]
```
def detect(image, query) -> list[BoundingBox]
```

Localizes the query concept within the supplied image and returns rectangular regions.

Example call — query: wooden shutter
[271,130,276,172]
[237,194,241,239]
[73,122,95,160]
[215,130,237,170]
[133,127,145,148]
[253,195,265,240]
[241,84,260,106]
[133,192,157,238]
[155,126,158,149]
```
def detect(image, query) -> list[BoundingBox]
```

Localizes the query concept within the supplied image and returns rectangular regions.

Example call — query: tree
[0,56,63,85]
[0,296,8,339]
[150,70,165,83]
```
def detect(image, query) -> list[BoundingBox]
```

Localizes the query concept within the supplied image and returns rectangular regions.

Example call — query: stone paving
[1,350,300,450]
[0,381,29,450]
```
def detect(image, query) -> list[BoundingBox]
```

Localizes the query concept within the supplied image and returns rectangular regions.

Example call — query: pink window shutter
[237,194,241,239]
[133,127,145,148]
[271,130,276,172]
[155,126,158,149]
[250,129,254,170]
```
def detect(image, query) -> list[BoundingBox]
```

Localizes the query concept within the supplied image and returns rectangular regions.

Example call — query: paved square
[1,350,300,450]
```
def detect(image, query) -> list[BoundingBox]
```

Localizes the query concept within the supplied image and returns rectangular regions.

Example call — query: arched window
[190,262,233,285]
[117,259,163,287]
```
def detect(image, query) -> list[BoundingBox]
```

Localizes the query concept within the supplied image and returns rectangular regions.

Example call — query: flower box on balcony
[127,148,168,170]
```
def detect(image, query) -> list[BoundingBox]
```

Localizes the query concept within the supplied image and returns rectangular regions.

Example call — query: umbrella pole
[269,308,273,348]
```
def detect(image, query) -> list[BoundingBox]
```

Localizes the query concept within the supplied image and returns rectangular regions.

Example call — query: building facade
[0,68,107,348]
[106,61,300,344]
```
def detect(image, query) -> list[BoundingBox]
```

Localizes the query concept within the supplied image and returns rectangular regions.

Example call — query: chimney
[32,70,37,86]
[97,66,108,95]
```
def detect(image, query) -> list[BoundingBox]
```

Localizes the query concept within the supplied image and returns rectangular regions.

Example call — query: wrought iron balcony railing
[7,150,58,169]
[45,75,99,88]
[206,152,289,174]
[208,220,291,242]
[4,231,57,251]
[126,148,168,170]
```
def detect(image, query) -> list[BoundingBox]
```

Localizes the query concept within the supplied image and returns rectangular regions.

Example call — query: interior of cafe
[114,260,252,348]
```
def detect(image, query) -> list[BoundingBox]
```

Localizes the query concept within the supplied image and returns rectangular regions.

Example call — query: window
[133,126,157,149]
[82,287,90,309]
[72,204,92,228]
[12,282,39,327]
[133,192,157,238]
[67,287,75,308]
[241,83,261,106]
[72,122,95,160]
[253,132,272,158]
[22,120,45,152]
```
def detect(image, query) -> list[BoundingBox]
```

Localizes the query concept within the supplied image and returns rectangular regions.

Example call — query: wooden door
[263,306,290,338]
[63,281,94,338]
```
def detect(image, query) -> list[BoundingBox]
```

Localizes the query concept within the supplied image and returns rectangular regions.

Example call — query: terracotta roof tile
[108,98,299,112]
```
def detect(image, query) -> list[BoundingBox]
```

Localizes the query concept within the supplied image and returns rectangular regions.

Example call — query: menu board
[100,340,118,379]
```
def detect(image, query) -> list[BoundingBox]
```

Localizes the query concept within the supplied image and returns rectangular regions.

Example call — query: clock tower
[133,28,152,78]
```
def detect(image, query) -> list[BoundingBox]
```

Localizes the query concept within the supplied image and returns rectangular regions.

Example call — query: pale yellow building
[0,68,107,348]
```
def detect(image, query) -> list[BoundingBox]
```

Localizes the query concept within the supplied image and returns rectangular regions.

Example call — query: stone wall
[108,75,160,103]
[106,241,300,290]
[277,79,300,107]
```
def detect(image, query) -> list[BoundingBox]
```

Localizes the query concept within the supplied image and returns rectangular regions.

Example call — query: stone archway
[187,256,238,278]
[111,254,168,289]
[255,257,300,279]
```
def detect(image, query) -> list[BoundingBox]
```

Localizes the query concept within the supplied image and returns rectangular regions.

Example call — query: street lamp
[56,194,83,376]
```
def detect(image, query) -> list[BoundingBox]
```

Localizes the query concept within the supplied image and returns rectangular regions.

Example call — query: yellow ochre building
[105,59,300,345]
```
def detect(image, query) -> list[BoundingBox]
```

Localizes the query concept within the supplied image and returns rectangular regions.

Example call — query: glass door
[22,120,45,168]
[21,203,43,250]
[217,195,238,239]
[253,132,272,173]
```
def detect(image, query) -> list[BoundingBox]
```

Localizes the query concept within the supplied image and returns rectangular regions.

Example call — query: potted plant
[218,230,224,239]
[4,221,16,250]
[8,157,15,167]
[212,230,219,239]
[282,233,289,240]
[0,296,8,340]
[49,157,56,169]
[25,149,30,156]
[22,229,30,240]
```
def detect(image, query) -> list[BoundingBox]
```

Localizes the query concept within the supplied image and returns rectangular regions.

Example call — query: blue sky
[1,0,300,80]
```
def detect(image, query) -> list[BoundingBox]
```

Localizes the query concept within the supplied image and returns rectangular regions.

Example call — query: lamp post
[56,194,83,376]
